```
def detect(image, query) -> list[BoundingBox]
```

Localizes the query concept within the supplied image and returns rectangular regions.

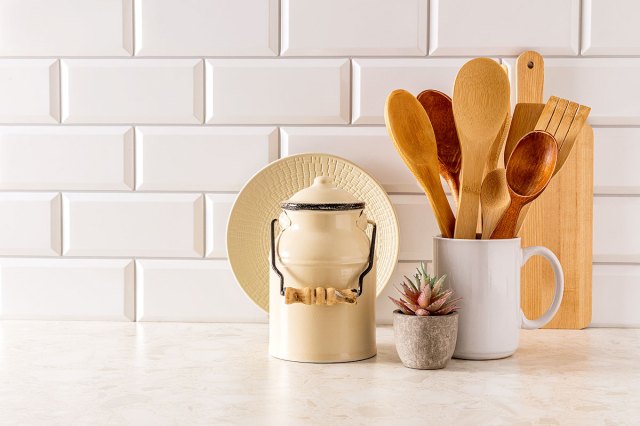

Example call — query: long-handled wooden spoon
[385,89,456,238]
[480,168,510,239]
[484,64,512,174]
[416,89,461,207]
[453,58,510,239]
[491,130,558,239]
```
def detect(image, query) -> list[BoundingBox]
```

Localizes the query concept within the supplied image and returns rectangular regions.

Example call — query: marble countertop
[0,322,638,425]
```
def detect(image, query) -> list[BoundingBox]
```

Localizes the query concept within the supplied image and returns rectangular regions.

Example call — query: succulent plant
[389,263,460,316]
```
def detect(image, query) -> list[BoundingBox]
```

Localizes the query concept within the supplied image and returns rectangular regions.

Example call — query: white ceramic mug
[433,236,563,360]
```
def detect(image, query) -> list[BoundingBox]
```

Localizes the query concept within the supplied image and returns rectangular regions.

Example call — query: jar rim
[280,202,365,211]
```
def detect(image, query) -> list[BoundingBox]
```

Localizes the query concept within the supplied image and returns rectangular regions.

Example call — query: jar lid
[281,176,365,211]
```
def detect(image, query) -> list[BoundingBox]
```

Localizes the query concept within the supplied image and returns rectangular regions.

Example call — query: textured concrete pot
[393,311,458,370]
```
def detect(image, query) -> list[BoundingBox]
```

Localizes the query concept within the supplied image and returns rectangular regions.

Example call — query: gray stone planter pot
[393,310,458,370]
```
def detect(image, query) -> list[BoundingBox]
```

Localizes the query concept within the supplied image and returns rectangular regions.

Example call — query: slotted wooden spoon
[417,89,461,207]
[453,58,510,239]
[491,130,558,239]
[385,89,456,238]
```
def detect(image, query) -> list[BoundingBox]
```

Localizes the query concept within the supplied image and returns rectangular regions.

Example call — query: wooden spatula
[385,89,456,238]
[452,58,510,239]
[480,168,510,239]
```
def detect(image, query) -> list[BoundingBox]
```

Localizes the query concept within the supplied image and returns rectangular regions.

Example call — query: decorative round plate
[227,153,400,312]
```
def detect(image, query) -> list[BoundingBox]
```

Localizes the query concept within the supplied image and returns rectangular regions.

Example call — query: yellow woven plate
[227,153,399,312]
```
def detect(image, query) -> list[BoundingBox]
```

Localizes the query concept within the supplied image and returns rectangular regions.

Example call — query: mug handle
[520,246,564,330]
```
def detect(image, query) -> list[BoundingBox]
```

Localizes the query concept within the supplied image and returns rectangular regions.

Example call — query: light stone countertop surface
[0,322,638,425]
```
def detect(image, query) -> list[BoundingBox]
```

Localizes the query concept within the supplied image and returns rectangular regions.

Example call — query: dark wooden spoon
[417,89,461,207]
[490,130,558,239]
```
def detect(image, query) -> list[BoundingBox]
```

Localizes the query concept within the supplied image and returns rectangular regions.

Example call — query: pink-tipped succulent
[389,263,460,316]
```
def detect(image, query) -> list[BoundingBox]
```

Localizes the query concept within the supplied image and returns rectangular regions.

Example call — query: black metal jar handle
[270,219,377,297]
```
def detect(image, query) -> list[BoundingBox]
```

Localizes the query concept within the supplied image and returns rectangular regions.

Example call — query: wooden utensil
[485,64,512,174]
[503,103,546,164]
[490,130,557,239]
[416,89,461,206]
[514,97,591,234]
[452,58,510,239]
[480,168,510,239]
[517,50,593,329]
[385,89,456,238]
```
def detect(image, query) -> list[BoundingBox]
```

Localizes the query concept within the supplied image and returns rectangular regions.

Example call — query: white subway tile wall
[0,1,636,326]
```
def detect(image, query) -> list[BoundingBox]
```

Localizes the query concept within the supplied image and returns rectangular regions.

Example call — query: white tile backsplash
[582,0,640,56]
[352,58,472,124]
[63,193,204,258]
[0,259,134,321]
[429,0,579,56]
[0,3,636,326]
[281,127,420,193]
[61,59,204,124]
[504,58,640,126]
[0,59,59,123]
[206,59,350,124]
[135,0,278,56]
[0,0,133,56]
[136,260,266,322]
[593,128,640,194]
[0,193,61,256]
[135,127,278,191]
[593,196,640,263]
[0,127,133,190]
[282,0,427,56]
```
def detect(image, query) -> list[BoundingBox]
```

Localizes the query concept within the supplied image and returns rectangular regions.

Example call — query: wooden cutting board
[517,51,593,329]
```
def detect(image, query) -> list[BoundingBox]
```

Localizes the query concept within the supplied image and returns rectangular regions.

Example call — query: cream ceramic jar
[269,176,377,363]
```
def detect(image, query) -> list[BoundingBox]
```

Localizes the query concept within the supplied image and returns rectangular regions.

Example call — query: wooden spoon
[452,58,510,239]
[503,103,545,165]
[416,89,461,207]
[480,168,510,239]
[385,89,456,238]
[490,130,558,239]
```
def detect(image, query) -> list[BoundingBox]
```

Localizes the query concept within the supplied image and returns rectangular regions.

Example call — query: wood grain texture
[517,51,544,103]
[417,90,461,207]
[452,58,510,239]
[517,50,593,330]
[480,168,509,239]
[385,89,456,238]
[490,131,557,239]
[504,103,545,164]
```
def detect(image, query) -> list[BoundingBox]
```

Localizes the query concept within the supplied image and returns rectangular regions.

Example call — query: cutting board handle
[516,51,544,103]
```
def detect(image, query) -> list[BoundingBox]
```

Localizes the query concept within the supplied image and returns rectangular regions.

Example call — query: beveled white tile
[591,264,640,327]
[136,127,278,191]
[0,60,59,123]
[504,58,640,125]
[282,0,427,56]
[63,193,204,258]
[205,194,236,259]
[0,259,134,321]
[136,260,266,322]
[582,0,640,55]
[135,0,278,56]
[61,59,203,124]
[593,128,640,194]
[281,127,420,193]
[390,194,450,261]
[0,193,60,256]
[593,196,640,263]
[352,58,474,124]
[206,59,350,124]
[0,0,132,56]
[430,0,579,55]
[0,126,133,190]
